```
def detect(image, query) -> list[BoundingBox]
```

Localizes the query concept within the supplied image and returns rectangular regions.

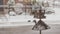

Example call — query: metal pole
[40,30,42,34]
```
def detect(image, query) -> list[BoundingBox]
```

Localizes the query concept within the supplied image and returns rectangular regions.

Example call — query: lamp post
[32,1,50,34]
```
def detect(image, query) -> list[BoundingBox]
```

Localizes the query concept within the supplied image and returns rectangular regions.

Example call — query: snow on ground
[0,7,60,22]
[0,7,60,27]
[7,7,60,22]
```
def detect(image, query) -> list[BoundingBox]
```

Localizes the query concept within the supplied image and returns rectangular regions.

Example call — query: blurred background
[0,0,60,34]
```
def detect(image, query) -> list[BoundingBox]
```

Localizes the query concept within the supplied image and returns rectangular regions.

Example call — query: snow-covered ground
[4,7,60,23]
[0,7,60,27]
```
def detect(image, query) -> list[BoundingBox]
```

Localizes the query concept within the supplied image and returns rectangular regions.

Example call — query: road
[0,24,60,34]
